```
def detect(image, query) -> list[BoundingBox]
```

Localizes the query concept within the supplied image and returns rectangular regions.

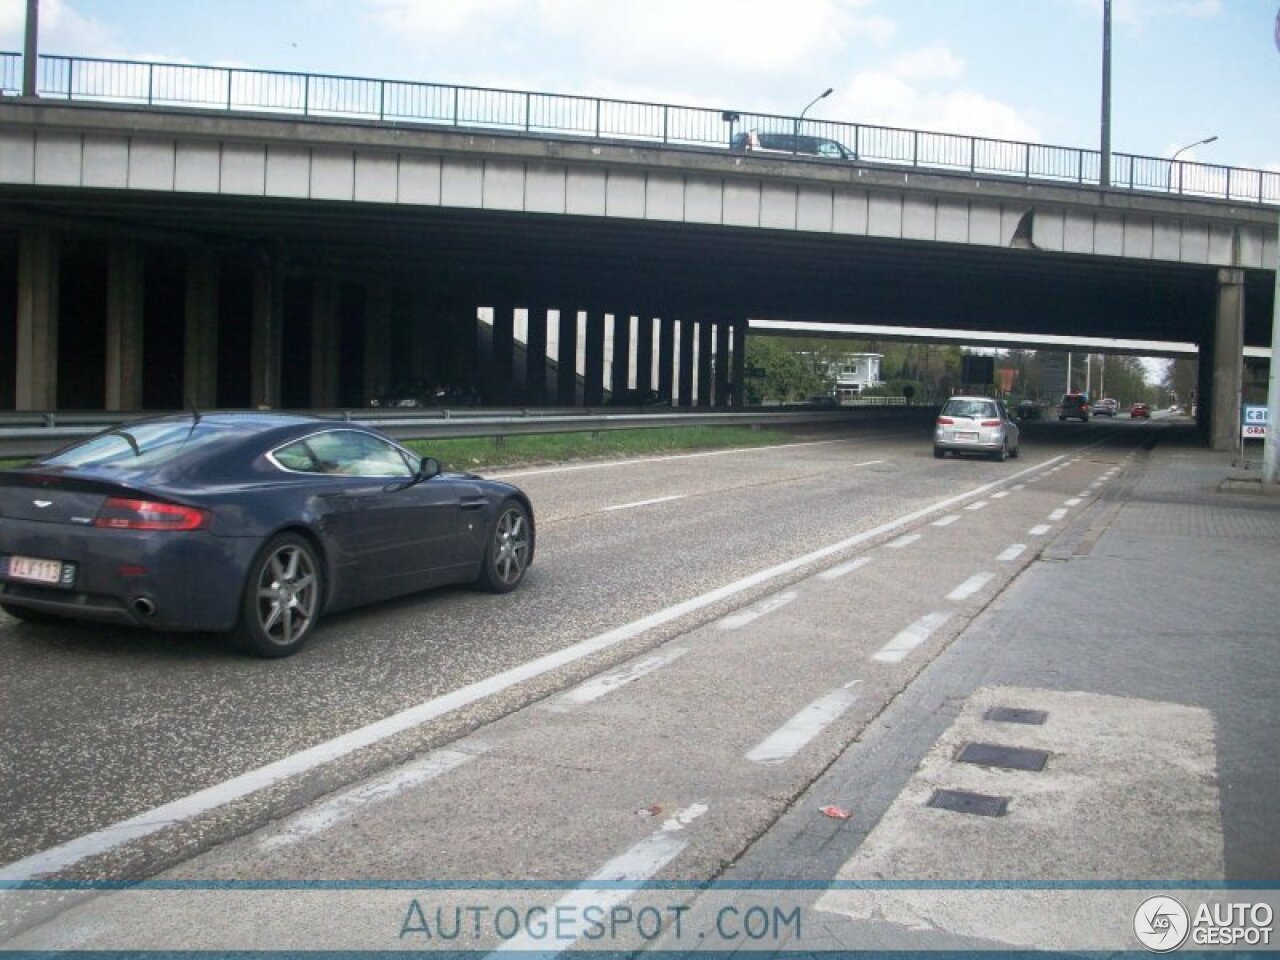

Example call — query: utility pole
[1100,0,1112,187]
[23,0,39,97]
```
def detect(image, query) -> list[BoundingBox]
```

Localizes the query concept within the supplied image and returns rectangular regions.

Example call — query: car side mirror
[418,457,441,480]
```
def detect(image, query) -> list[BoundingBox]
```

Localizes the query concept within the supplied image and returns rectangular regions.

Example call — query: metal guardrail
[0,406,932,460]
[2,51,1276,205]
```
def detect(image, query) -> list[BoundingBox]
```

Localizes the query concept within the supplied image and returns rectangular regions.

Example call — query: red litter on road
[820,805,852,820]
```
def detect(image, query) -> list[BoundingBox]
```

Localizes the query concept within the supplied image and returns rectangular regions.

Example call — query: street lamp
[1169,135,1218,193]
[795,87,833,148]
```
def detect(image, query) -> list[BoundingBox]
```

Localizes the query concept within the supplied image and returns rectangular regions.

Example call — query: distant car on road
[1058,393,1090,422]
[0,413,535,658]
[934,396,1021,461]
[1130,402,1151,419]
[1093,398,1118,417]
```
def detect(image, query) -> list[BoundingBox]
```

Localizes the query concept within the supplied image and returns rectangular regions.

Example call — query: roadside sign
[1243,404,1269,440]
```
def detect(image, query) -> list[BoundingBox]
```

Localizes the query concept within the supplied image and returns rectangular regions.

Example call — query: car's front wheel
[478,499,532,593]
[230,533,323,658]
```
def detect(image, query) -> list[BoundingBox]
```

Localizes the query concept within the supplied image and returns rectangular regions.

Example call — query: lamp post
[795,87,833,148]
[1169,135,1218,193]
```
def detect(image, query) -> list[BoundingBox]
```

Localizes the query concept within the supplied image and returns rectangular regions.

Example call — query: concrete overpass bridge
[1,54,1276,449]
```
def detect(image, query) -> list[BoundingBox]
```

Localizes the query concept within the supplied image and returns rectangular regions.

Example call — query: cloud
[840,68,1041,143]
[0,0,118,55]
[888,44,965,83]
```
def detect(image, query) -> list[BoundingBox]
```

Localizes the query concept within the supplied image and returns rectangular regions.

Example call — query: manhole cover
[957,742,1049,771]
[984,707,1048,725]
[926,788,1009,817]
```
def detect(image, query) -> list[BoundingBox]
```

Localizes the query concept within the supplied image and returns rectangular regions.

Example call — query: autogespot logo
[1135,896,1191,952]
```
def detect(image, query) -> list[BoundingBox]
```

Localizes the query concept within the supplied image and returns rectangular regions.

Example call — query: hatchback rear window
[943,400,997,418]
[41,422,231,469]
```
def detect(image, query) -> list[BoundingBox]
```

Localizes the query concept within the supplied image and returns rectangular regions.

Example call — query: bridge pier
[714,321,731,407]
[249,257,284,410]
[557,308,580,405]
[1210,268,1245,451]
[15,226,59,411]
[657,317,675,406]
[677,319,695,408]
[583,311,606,406]
[184,249,220,409]
[732,320,747,407]
[611,312,632,402]
[105,240,145,412]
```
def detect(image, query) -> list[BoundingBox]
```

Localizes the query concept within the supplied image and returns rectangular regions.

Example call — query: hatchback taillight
[94,497,209,531]
[937,417,955,425]
[980,420,1002,427]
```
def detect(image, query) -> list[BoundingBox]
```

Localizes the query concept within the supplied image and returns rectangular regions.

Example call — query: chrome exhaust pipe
[132,597,156,618]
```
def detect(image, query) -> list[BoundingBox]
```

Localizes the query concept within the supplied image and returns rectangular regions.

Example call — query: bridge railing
[3,51,1277,205]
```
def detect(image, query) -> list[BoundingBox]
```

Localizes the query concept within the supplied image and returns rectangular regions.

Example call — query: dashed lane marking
[947,572,995,601]
[746,683,861,765]
[872,612,953,664]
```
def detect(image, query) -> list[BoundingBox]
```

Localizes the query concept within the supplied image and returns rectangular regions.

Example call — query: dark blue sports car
[0,413,534,657]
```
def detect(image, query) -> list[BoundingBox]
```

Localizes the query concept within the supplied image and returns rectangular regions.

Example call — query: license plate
[955,431,979,441]
[6,555,66,585]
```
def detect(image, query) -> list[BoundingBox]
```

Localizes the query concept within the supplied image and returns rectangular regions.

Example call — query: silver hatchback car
[934,396,1021,461]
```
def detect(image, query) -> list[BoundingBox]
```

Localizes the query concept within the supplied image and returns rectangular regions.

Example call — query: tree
[744,337,831,404]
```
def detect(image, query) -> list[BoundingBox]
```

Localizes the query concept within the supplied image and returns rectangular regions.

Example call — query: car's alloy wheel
[994,440,1008,462]
[232,533,322,658]
[479,500,531,593]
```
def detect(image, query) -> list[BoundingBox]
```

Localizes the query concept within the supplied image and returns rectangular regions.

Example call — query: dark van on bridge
[730,131,857,161]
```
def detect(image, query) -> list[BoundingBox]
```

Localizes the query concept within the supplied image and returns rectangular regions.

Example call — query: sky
[1,0,1279,173]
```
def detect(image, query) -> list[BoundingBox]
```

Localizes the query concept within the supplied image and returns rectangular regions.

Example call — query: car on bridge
[934,396,1020,461]
[730,131,857,161]
[0,413,534,658]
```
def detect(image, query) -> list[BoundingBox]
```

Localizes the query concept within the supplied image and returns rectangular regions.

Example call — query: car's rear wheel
[933,446,946,459]
[230,533,323,659]
[478,499,532,593]
[0,602,65,625]
[993,440,1008,462]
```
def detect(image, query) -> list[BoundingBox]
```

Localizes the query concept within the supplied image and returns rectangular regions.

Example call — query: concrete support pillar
[362,284,392,406]
[732,320,747,408]
[311,276,341,408]
[696,319,714,407]
[183,249,219,409]
[1210,268,1245,452]
[584,311,606,406]
[611,312,632,401]
[557,308,580,405]
[526,307,548,405]
[104,240,145,411]
[15,226,58,411]
[635,316,654,397]
[677,318,694,408]
[250,257,283,409]
[658,316,675,404]
[714,320,731,407]
[488,302,514,404]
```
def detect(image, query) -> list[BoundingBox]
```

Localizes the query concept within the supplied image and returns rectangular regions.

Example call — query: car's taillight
[980,420,1002,427]
[937,417,955,425]
[94,497,209,531]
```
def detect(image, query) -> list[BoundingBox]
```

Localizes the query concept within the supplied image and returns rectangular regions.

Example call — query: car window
[41,421,231,469]
[272,430,415,478]
[816,140,844,158]
[943,399,996,418]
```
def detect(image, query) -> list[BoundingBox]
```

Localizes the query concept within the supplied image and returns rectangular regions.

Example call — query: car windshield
[40,421,230,469]
[943,400,997,418]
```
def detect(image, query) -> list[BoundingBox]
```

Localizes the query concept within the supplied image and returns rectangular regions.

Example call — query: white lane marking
[886,533,922,549]
[990,491,1010,499]
[947,572,995,601]
[1029,524,1052,536]
[854,459,886,467]
[1049,508,1068,520]
[746,685,861,765]
[819,556,872,581]
[872,612,953,663]
[931,515,960,527]
[1064,498,1083,506]
[490,437,862,480]
[543,648,690,712]
[0,455,1067,884]
[489,803,708,956]
[964,501,988,511]
[718,591,798,630]
[258,744,487,851]
[1012,484,1026,491]
[997,544,1027,563]
[603,494,686,512]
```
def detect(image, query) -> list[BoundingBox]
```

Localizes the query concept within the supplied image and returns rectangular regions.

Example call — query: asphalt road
[0,415,1156,888]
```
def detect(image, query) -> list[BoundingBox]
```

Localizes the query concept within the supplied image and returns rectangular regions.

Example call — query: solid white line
[0,454,1067,884]
[489,437,856,480]
[489,803,707,956]
[931,515,960,527]
[886,533,922,549]
[871,612,952,663]
[718,591,799,629]
[602,494,686,512]
[745,686,860,765]
[258,744,487,851]
[1029,524,1052,536]
[947,572,995,601]
[997,544,1027,563]
[543,648,690,711]
[818,556,872,580]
